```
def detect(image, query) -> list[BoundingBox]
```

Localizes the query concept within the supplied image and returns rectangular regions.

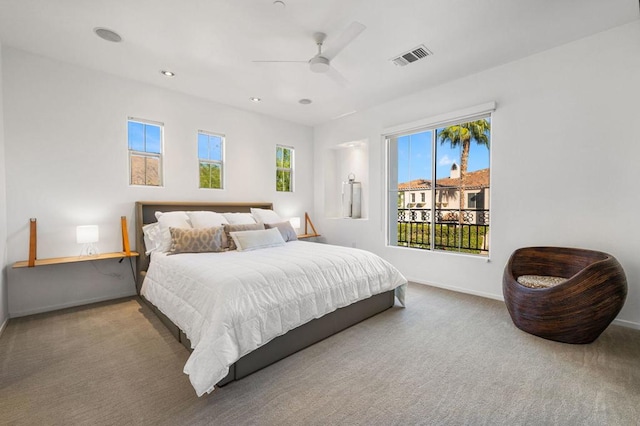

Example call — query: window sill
[386,244,490,262]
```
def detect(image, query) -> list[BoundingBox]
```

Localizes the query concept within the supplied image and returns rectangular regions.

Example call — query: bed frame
[135,201,395,386]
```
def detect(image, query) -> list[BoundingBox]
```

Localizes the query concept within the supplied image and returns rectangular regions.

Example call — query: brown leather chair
[503,246,627,344]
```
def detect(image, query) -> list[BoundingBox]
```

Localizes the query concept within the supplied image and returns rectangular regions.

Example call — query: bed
[135,201,407,396]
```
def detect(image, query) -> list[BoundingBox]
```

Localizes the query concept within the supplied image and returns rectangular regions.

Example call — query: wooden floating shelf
[13,252,139,269]
[298,234,321,239]
[15,216,136,269]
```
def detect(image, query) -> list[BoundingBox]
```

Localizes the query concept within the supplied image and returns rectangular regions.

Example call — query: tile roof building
[397,165,490,219]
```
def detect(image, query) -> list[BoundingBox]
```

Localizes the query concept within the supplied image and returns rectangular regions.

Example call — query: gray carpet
[1,283,639,425]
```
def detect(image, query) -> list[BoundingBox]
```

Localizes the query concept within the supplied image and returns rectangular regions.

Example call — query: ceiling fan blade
[326,66,349,87]
[322,21,366,60]
[252,60,308,63]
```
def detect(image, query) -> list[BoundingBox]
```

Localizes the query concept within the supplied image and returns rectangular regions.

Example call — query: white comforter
[141,241,407,396]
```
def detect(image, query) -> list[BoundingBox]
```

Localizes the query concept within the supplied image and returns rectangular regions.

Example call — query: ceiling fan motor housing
[309,56,330,73]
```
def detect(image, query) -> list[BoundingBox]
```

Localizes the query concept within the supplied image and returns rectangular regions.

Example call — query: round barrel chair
[503,246,627,344]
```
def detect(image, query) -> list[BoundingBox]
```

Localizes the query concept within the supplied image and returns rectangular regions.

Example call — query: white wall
[0,43,8,331]
[3,48,313,317]
[314,21,640,328]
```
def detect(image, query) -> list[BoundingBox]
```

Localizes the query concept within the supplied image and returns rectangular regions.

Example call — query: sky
[129,119,488,185]
[128,121,161,154]
[198,133,222,161]
[128,121,224,162]
[397,123,490,184]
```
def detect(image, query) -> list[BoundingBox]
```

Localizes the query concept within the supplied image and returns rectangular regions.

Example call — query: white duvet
[141,241,407,396]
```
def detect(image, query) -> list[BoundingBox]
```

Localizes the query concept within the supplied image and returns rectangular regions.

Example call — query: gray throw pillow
[224,222,265,250]
[168,226,227,255]
[264,221,298,242]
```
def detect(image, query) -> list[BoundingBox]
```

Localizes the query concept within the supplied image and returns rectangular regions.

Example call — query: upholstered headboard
[134,201,273,294]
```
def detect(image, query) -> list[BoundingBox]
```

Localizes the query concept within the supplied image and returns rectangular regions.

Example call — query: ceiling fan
[253,21,366,85]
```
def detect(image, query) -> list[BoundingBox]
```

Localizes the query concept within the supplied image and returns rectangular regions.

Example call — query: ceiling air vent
[390,45,432,67]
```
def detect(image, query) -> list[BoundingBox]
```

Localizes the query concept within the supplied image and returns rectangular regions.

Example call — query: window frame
[468,193,477,209]
[127,117,164,187]
[197,130,225,190]
[384,102,495,256]
[468,192,485,210]
[276,144,295,192]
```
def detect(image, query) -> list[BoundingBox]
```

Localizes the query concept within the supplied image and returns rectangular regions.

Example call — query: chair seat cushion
[517,275,566,289]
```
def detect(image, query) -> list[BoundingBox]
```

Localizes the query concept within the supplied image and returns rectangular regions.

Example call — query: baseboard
[9,290,137,318]
[408,278,640,330]
[407,277,504,302]
[0,316,8,338]
[612,318,640,330]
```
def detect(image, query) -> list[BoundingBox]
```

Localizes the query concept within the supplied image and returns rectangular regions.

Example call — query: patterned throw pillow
[264,221,298,242]
[168,226,226,255]
[224,222,265,250]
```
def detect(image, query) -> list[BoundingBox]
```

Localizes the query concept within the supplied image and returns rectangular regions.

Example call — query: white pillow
[223,212,257,225]
[187,211,229,229]
[142,222,162,254]
[250,208,283,225]
[229,228,286,252]
[155,211,192,252]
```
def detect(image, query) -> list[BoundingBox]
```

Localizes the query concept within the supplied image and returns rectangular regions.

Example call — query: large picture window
[387,113,491,255]
[276,145,294,192]
[128,118,163,186]
[198,131,224,189]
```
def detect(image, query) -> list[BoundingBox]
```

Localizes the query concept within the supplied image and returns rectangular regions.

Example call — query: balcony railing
[396,208,490,254]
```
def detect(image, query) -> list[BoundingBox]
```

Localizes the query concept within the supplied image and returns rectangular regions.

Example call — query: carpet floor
[1,283,639,425]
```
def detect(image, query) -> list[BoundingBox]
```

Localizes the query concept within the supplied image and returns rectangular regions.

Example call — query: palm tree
[437,119,490,216]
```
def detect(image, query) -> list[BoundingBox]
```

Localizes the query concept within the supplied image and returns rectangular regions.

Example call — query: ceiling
[0,0,638,126]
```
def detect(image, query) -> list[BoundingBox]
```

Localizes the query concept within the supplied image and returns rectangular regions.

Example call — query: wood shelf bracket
[304,212,319,237]
[28,218,37,267]
[121,216,131,256]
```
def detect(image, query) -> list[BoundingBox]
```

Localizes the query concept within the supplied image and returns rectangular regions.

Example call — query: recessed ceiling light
[273,1,286,8]
[298,98,312,105]
[93,27,122,43]
[160,70,175,77]
[250,97,261,102]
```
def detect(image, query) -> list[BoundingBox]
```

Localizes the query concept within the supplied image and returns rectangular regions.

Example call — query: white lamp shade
[289,217,301,229]
[76,225,99,244]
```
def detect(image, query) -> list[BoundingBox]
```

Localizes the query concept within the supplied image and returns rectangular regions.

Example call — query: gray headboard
[134,201,273,294]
